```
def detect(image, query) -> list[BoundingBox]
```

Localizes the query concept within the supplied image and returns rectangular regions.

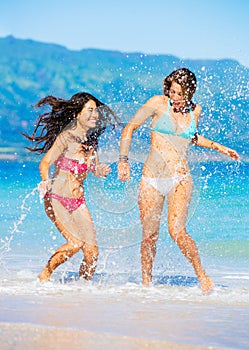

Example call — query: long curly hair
[23,92,119,154]
[163,68,197,108]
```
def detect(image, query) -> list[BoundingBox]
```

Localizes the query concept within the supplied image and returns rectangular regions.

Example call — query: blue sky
[1,0,249,67]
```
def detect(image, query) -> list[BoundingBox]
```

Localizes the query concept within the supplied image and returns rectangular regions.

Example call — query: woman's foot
[199,271,214,294]
[38,268,51,281]
[142,274,152,287]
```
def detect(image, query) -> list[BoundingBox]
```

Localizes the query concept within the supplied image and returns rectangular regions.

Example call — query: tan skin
[38,100,111,281]
[118,81,239,294]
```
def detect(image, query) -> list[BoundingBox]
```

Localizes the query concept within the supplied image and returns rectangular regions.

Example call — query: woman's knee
[168,225,186,243]
[83,243,99,261]
[142,232,158,246]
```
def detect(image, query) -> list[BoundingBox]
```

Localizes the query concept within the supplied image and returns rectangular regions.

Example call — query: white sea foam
[223,275,249,280]
[1,268,249,306]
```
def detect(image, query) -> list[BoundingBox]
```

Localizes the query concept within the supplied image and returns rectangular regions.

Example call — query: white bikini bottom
[142,175,185,196]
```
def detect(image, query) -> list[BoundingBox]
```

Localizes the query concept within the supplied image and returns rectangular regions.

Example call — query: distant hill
[0,35,248,160]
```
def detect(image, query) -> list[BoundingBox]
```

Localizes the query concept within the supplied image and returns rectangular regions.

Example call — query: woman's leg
[71,205,99,280]
[38,242,82,281]
[138,178,165,286]
[167,176,214,293]
[38,198,83,281]
[79,243,98,280]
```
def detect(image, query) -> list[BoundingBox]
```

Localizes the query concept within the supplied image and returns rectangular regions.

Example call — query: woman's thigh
[139,177,165,240]
[70,205,97,246]
[167,175,193,236]
[47,197,97,245]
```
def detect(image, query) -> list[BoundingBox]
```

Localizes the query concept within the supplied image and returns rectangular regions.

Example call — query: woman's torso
[50,131,96,198]
[142,96,197,178]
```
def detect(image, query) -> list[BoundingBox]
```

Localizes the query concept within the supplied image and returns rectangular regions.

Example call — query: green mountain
[0,35,248,160]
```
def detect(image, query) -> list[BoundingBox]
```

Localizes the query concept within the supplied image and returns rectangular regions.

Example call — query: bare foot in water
[142,275,152,287]
[38,269,51,281]
[199,272,214,294]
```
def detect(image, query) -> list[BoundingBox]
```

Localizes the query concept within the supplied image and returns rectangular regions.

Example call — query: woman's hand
[118,161,130,181]
[219,146,240,160]
[94,164,111,178]
[38,180,51,202]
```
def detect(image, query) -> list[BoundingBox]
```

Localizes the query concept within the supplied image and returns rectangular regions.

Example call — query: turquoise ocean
[0,158,249,349]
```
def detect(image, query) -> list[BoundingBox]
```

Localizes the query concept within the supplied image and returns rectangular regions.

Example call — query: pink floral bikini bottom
[45,192,85,213]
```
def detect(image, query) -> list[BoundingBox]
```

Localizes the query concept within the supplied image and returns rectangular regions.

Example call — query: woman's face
[77,100,99,130]
[169,81,187,109]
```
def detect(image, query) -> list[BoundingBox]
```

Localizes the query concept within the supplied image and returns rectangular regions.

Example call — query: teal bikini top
[152,99,197,140]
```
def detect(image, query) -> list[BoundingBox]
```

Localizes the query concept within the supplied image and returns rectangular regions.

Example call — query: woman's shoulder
[193,103,202,117]
[148,94,167,103]
[55,130,73,146]
[194,103,202,112]
[145,95,168,108]
[192,103,202,125]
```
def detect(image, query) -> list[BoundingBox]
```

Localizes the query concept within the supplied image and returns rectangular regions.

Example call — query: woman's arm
[195,134,240,160]
[39,133,66,181]
[38,149,55,198]
[118,96,160,181]
[38,133,66,197]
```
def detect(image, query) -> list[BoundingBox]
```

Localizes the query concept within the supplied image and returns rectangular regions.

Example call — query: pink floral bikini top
[54,156,95,174]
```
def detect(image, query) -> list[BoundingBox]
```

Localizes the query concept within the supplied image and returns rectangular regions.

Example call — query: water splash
[0,186,38,260]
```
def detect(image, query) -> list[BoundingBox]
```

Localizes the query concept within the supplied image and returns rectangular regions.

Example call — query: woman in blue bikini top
[118,68,239,294]
[152,98,197,140]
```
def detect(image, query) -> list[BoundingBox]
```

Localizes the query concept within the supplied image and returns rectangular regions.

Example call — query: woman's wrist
[119,155,129,163]
[210,141,219,151]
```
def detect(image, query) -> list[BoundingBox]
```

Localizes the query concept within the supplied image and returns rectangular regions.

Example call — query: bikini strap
[189,108,196,124]
[167,98,171,113]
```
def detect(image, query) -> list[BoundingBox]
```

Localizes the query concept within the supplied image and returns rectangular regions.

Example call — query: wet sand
[1,293,247,350]
[0,323,217,350]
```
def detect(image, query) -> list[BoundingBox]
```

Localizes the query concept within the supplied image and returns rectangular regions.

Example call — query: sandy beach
[1,322,218,350]
[1,289,248,350]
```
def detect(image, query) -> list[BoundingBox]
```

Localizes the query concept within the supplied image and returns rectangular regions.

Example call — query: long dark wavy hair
[163,68,197,109]
[23,92,120,154]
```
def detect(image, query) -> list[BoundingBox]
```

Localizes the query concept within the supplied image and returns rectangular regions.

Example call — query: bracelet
[119,155,129,163]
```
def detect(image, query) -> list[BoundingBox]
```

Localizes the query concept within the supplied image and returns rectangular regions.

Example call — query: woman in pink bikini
[24,92,119,281]
[118,68,239,293]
